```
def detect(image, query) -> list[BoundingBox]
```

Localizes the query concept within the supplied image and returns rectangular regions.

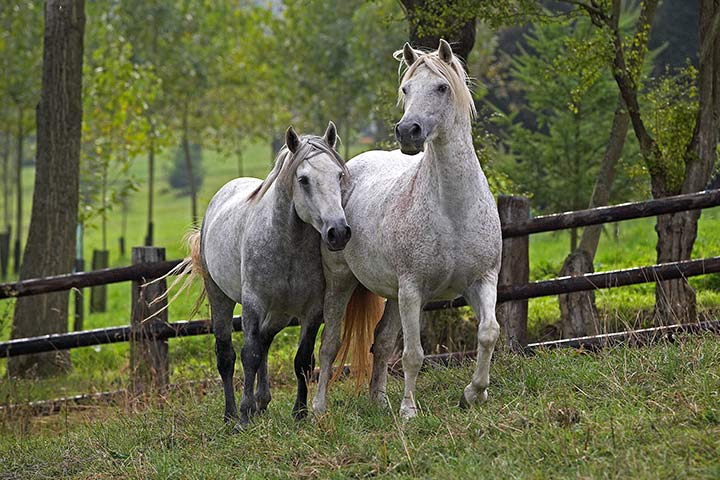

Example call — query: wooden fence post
[130,246,169,395]
[496,195,530,351]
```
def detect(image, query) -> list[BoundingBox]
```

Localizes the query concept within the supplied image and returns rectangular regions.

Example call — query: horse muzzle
[324,222,352,251]
[395,120,425,155]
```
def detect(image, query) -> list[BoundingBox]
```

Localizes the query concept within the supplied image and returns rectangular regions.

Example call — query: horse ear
[286,126,300,154]
[324,121,338,149]
[403,42,418,67]
[438,39,453,64]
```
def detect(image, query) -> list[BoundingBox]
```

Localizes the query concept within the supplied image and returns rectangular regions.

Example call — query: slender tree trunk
[559,97,630,337]
[101,163,107,251]
[146,129,155,246]
[2,131,11,230]
[14,107,24,274]
[181,104,198,226]
[9,0,85,378]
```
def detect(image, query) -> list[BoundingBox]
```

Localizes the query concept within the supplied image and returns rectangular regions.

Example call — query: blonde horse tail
[145,228,208,320]
[331,286,385,388]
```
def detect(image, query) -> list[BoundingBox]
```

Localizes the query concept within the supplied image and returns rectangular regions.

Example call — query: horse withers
[313,40,502,419]
[176,123,350,426]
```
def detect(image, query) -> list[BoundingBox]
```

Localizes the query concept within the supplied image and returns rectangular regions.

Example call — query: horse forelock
[395,48,476,120]
[247,135,347,202]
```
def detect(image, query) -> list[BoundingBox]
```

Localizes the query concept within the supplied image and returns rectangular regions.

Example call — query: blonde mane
[394,46,476,120]
[248,135,347,201]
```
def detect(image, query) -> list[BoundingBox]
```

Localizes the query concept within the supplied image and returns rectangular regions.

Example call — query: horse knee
[215,340,236,377]
[402,346,423,373]
[477,319,499,349]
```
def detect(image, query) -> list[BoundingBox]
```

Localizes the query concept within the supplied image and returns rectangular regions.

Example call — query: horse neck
[417,119,488,206]
[266,185,314,244]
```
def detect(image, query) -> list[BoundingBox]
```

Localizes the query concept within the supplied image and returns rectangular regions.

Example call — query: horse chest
[242,238,324,314]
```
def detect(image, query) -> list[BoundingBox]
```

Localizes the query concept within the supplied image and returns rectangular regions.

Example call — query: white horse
[180,123,351,425]
[313,40,502,419]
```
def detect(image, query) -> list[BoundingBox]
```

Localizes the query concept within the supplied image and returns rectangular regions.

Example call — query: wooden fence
[1,189,720,395]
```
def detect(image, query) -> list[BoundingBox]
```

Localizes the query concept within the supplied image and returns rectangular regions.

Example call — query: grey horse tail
[330,285,385,388]
[145,228,207,320]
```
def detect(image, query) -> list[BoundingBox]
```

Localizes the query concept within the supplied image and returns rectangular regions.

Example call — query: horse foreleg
[293,312,321,420]
[398,285,424,419]
[238,298,263,425]
[369,299,400,408]
[255,314,286,413]
[460,273,500,408]
[207,278,238,424]
[312,276,357,415]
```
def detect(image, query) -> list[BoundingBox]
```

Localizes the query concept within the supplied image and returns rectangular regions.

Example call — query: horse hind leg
[369,299,399,408]
[206,277,238,423]
[459,273,500,408]
[293,312,322,420]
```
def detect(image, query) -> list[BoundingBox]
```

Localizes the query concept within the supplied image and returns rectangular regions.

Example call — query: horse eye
[401,86,408,95]
[338,172,344,181]
[437,84,449,93]
[298,176,309,185]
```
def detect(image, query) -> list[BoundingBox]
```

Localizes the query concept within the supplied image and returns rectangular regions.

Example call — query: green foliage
[641,65,699,192]
[494,15,642,214]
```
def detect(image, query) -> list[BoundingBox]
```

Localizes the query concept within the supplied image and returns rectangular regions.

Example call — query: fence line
[2,189,719,301]
[3,256,719,358]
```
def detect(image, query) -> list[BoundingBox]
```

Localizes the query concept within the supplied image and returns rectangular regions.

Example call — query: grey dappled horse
[313,40,502,419]
[183,123,350,425]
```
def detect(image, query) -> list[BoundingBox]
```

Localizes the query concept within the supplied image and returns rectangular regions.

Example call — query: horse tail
[145,228,208,320]
[331,285,385,388]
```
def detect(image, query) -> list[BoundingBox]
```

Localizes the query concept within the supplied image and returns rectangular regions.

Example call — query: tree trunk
[653,0,719,325]
[145,130,154,246]
[8,0,85,378]
[399,0,476,63]
[559,250,599,337]
[2,131,10,230]
[559,97,630,337]
[181,104,198,226]
[14,107,24,274]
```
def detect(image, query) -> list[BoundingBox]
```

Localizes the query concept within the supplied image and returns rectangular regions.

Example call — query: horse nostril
[328,227,337,242]
[410,123,421,137]
[394,123,401,137]
[344,225,352,240]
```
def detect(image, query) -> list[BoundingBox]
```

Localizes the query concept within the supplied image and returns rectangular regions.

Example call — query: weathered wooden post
[130,246,169,395]
[496,195,530,352]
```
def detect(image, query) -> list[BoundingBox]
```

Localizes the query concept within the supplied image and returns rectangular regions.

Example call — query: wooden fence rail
[3,256,719,358]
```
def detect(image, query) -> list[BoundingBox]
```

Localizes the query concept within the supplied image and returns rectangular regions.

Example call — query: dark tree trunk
[14,107,24,274]
[399,0,476,63]
[559,97,630,337]
[653,0,719,325]
[145,130,155,246]
[2,131,10,230]
[8,0,85,378]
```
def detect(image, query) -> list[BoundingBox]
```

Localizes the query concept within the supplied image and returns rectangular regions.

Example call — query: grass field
[1,334,719,478]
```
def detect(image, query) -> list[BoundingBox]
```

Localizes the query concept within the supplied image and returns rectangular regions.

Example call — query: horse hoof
[399,405,418,420]
[458,392,470,409]
[293,405,309,421]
